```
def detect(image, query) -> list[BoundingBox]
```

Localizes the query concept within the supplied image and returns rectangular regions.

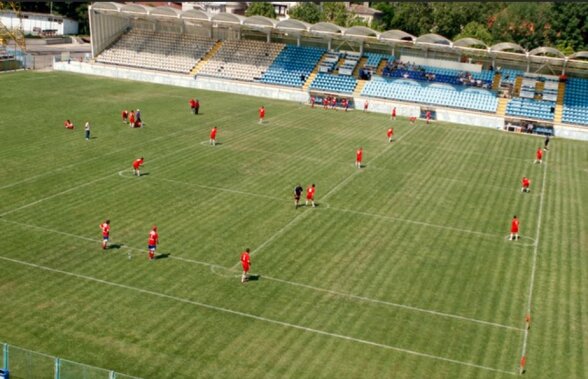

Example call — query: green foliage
[288,2,322,25]
[322,2,352,27]
[389,3,434,37]
[454,21,493,45]
[245,2,276,19]
[549,3,588,52]
[490,3,554,49]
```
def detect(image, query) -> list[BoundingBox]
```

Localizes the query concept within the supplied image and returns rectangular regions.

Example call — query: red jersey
[189,99,196,108]
[100,222,110,237]
[387,128,393,138]
[122,110,128,119]
[148,230,158,246]
[356,149,363,162]
[364,101,368,110]
[426,111,431,119]
[392,108,396,117]
[511,218,519,233]
[522,177,530,188]
[129,113,135,123]
[133,158,144,169]
[259,107,265,118]
[536,148,543,160]
[306,186,315,200]
[210,128,217,139]
[241,251,251,271]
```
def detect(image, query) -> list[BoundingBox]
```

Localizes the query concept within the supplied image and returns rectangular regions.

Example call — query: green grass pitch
[0,71,586,378]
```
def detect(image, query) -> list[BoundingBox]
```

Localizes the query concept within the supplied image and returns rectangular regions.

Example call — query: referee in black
[294,184,303,209]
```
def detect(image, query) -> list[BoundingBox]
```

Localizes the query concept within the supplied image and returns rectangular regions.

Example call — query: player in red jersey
[409,116,417,124]
[148,225,159,260]
[355,147,363,168]
[391,107,396,120]
[64,120,74,129]
[99,219,110,250]
[387,127,394,143]
[521,177,531,193]
[258,106,265,124]
[509,215,519,240]
[189,99,196,114]
[306,184,316,208]
[132,157,144,176]
[209,127,217,146]
[426,111,431,124]
[534,147,543,164]
[241,248,251,283]
[129,110,136,128]
[363,100,368,112]
[122,110,128,124]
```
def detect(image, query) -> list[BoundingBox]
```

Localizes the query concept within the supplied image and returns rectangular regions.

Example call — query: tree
[454,21,493,45]
[322,2,351,27]
[388,3,434,37]
[372,2,394,31]
[288,2,322,25]
[490,3,553,50]
[245,2,276,19]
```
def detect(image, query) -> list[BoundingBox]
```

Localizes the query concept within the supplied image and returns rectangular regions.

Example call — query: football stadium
[1,2,587,378]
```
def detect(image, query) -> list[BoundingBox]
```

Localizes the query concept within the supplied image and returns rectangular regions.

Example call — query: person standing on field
[148,225,159,260]
[294,184,303,209]
[387,127,394,143]
[84,121,91,140]
[306,184,316,208]
[241,248,251,283]
[100,219,110,250]
[510,215,519,240]
[209,127,217,146]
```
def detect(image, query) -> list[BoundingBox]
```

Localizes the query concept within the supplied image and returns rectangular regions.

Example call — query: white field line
[0,104,267,191]
[327,206,501,239]
[0,217,521,332]
[0,105,301,217]
[0,173,117,217]
[146,176,505,239]
[0,254,516,376]
[519,155,549,364]
[240,125,421,267]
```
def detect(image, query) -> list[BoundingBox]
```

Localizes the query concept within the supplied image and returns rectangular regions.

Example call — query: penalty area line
[0,218,521,332]
[0,255,516,376]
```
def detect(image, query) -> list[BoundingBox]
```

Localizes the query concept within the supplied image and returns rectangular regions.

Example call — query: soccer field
[0,71,586,378]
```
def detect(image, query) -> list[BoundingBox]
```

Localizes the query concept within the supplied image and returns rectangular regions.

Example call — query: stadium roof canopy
[89,2,588,64]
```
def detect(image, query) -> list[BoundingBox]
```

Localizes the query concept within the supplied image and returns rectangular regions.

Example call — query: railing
[1,342,141,379]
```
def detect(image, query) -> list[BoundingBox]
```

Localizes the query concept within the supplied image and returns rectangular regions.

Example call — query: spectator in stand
[64,120,74,129]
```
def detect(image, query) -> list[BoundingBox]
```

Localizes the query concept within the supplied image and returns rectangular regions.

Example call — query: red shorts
[242,263,250,272]
[306,195,313,200]
[511,227,519,233]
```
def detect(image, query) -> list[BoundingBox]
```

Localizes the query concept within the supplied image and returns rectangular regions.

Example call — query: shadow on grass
[155,253,170,260]
[137,172,150,177]
[108,243,124,250]
[247,274,260,281]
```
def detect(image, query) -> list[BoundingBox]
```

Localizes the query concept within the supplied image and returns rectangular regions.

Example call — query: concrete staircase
[492,73,501,90]
[303,53,329,91]
[513,76,523,97]
[496,97,509,117]
[353,79,367,97]
[335,56,346,73]
[190,41,223,76]
[376,59,388,75]
[353,57,367,77]
[553,82,566,123]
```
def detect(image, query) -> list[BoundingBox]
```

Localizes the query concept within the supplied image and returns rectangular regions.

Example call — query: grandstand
[96,28,215,74]
[65,2,588,140]
[197,39,284,81]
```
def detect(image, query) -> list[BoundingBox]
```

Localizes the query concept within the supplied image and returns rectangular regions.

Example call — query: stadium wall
[53,60,588,141]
